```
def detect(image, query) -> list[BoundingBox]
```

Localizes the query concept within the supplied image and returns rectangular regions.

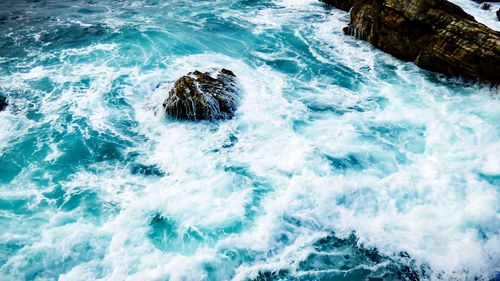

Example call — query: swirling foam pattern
[0,0,499,280]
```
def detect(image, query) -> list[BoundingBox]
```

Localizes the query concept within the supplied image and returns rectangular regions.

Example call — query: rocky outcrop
[322,0,500,84]
[0,96,7,111]
[163,69,239,121]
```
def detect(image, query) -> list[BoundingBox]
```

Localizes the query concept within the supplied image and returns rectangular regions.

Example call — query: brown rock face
[324,0,500,84]
[163,69,239,121]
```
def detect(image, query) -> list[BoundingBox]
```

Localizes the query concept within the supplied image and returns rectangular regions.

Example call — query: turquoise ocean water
[0,0,499,280]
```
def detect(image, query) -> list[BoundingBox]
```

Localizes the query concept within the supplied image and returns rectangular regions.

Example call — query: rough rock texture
[0,96,7,111]
[163,69,239,121]
[323,0,500,84]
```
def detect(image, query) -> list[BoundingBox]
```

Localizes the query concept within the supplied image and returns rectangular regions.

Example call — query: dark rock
[163,68,239,121]
[480,3,491,10]
[497,8,500,20]
[321,0,355,11]
[324,0,500,84]
[0,96,7,111]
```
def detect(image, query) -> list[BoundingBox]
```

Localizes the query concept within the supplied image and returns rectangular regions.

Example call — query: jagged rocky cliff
[322,0,500,84]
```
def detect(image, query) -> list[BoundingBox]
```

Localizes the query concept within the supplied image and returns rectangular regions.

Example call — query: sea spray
[0,0,498,280]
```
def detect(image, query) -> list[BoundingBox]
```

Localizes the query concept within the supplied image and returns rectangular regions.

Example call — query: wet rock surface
[163,68,239,121]
[323,0,500,84]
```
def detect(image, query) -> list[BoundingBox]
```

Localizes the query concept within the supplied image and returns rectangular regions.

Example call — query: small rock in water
[163,68,239,121]
[480,3,491,10]
[497,8,500,20]
[0,96,7,111]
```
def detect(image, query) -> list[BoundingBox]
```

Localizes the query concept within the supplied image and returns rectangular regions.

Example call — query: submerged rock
[131,164,166,177]
[163,68,239,121]
[323,0,500,84]
[0,96,7,111]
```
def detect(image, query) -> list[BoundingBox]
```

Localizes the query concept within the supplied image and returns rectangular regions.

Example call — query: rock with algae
[163,68,240,121]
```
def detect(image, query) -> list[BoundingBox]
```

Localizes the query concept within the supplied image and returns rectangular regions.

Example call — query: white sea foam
[57,52,500,280]
[0,0,499,280]
[61,43,117,57]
